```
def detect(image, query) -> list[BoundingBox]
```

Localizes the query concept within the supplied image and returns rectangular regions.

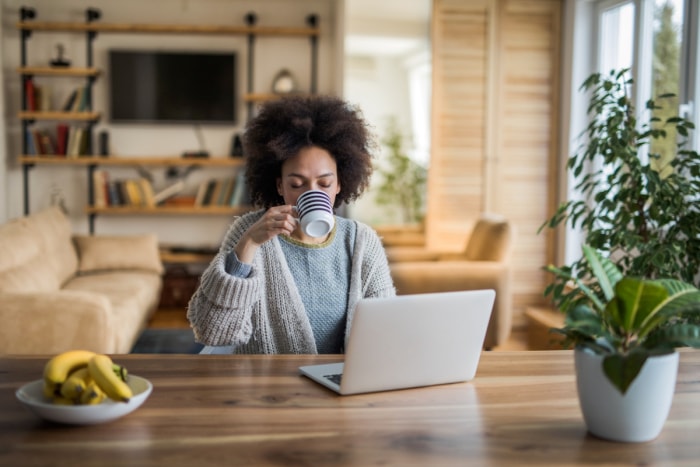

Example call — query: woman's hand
[234,206,297,263]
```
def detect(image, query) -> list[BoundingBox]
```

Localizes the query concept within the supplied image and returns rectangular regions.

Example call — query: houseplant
[541,68,700,442]
[547,245,700,442]
[374,118,427,225]
[542,68,700,288]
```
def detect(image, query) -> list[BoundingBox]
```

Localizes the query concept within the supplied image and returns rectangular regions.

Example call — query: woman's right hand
[234,206,297,263]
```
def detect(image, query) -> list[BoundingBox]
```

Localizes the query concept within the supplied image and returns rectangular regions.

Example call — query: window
[562,0,699,265]
[596,0,696,150]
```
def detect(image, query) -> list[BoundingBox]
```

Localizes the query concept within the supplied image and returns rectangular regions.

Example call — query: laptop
[299,289,495,395]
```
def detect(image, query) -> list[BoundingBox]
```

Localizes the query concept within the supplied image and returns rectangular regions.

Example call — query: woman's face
[277,146,341,207]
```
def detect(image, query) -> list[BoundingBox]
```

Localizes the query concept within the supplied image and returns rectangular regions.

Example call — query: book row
[24,79,91,113]
[92,172,157,208]
[194,172,248,207]
[25,124,89,157]
[91,170,249,208]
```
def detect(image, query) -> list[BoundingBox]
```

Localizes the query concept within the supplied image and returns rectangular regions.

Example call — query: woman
[187,95,396,354]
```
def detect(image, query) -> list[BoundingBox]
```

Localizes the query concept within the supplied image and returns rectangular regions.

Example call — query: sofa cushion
[0,214,64,293]
[23,206,80,286]
[74,234,164,275]
[64,271,163,352]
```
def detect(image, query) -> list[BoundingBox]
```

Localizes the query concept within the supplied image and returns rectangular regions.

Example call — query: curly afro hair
[242,95,376,209]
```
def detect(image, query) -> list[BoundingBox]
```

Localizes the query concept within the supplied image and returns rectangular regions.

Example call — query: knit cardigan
[187,209,396,354]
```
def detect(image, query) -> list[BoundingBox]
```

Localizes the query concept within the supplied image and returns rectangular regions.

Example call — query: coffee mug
[294,189,335,237]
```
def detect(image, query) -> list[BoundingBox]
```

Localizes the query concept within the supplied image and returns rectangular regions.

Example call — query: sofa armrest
[0,291,118,355]
[390,261,509,292]
[73,234,164,275]
[389,261,513,349]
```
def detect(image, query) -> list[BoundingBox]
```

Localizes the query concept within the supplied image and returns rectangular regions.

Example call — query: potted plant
[547,245,700,442]
[374,117,427,225]
[541,68,700,442]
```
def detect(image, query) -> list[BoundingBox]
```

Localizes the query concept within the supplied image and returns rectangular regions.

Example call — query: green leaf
[582,245,621,301]
[602,352,648,394]
[613,278,668,332]
[643,323,700,349]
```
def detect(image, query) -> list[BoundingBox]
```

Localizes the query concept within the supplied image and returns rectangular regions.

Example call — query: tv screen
[109,50,236,124]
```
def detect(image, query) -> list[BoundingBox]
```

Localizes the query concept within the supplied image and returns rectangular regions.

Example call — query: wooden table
[1,351,699,466]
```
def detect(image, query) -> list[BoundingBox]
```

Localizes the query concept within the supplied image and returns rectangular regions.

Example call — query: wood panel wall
[430,0,562,324]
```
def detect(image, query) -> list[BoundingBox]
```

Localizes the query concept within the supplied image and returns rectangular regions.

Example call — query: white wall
[1,0,342,247]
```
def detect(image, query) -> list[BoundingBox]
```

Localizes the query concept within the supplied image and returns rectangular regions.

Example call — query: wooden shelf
[17,66,100,77]
[244,93,286,102]
[16,8,313,235]
[17,21,319,37]
[18,111,100,121]
[86,205,252,215]
[19,156,245,167]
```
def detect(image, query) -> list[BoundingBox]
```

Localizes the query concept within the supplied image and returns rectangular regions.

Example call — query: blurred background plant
[374,117,427,225]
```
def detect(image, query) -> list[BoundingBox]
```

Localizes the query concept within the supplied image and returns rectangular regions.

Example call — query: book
[56,124,69,156]
[209,180,224,207]
[77,84,90,112]
[124,179,143,206]
[117,181,130,206]
[226,176,239,205]
[38,85,52,111]
[71,86,85,112]
[31,129,44,155]
[25,79,35,111]
[67,127,83,158]
[39,131,56,155]
[25,128,36,156]
[62,88,78,111]
[194,180,210,207]
[92,170,109,208]
[230,170,248,206]
[153,180,186,205]
[106,180,123,206]
[218,178,235,206]
[201,179,218,206]
[78,128,89,156]
[138,178,156,208]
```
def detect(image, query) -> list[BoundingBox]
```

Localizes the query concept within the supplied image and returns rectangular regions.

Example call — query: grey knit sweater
[187,209,396,354]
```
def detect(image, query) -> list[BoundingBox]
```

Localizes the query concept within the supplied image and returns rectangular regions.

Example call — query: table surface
[1,350,699,466]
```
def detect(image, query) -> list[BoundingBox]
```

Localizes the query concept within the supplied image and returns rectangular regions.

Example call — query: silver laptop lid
[338,289,495,394]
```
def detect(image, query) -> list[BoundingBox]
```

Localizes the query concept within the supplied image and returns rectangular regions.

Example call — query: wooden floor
[148,307,531,351]
[147,307,191,329]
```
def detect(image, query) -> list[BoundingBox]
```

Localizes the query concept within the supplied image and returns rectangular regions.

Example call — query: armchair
[386,214,515,349]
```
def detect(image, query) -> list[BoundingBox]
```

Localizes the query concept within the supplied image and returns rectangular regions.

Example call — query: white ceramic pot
[574,348,679,443]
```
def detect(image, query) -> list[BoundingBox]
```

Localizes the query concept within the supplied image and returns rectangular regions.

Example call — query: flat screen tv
[109,50,236,124]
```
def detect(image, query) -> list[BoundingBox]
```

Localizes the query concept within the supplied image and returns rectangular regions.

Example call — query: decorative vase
[574,348,679,443]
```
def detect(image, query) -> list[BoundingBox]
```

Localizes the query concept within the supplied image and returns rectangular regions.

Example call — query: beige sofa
[386,214,515,349]
[0,206,164,355]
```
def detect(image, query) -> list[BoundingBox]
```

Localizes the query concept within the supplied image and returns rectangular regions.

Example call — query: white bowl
[15,375,153,425]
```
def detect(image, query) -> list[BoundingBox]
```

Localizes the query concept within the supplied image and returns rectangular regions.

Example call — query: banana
[59,367,92,401]
[43,350,96,390]
[51,395,76,405]
[43,380,60,400]
[80,380,107,405]
[112,363,128,382]
[88,354,133,402]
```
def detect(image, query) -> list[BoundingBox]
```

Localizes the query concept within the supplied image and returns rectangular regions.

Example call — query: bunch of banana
[42,350,133,405]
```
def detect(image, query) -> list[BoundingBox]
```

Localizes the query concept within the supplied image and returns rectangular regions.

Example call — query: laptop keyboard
[324,373,343,385]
